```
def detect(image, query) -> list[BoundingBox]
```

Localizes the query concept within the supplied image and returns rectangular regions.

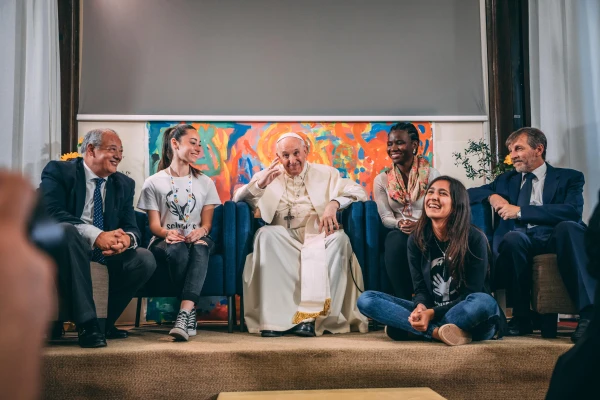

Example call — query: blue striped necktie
[91,178,106,264]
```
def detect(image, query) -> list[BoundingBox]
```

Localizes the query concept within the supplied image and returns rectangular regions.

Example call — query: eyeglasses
[98,147,125,157]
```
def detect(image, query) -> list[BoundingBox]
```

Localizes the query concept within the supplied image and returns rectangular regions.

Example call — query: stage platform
[43,325,573,399]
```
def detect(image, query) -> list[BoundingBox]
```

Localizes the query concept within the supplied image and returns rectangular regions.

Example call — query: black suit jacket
[468,163,585,253]
[39,158,141,243]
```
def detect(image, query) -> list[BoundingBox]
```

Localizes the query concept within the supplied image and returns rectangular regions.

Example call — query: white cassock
[232,162,369,335]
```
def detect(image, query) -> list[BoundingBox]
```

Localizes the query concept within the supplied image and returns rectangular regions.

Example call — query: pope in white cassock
[232,132,369,337]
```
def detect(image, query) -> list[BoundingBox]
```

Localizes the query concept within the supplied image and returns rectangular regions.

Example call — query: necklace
[434,236,451,261]
[283,168,307,229]
[169,166,193,223]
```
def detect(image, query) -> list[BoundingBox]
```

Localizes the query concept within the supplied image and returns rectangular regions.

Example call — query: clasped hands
[409,303,434,332]
[489,194,520,220]
[164,227,207,244]
[94,229,131,256]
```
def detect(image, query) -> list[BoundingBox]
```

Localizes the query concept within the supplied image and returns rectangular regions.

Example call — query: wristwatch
[517,210,522,220]
[126,233,136,249]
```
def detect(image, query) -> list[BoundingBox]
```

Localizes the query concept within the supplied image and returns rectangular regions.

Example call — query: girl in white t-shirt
[137,124,221,341]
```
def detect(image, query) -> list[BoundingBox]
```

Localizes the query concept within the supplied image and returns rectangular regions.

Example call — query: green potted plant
[452,138,514,182]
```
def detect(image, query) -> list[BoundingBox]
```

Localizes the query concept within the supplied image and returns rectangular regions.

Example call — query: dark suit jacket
[468,163,585,253]
[39,158,141,243]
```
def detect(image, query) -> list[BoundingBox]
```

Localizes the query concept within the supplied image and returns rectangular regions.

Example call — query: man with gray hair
[39,128,156,348]
[468,127,595,342]
[233,132,368,337]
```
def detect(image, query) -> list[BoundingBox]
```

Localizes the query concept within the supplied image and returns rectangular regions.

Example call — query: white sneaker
[437,324,472,346]
[169,310,190,341]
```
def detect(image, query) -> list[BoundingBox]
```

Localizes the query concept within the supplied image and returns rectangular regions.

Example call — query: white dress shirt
[76,161,137,249]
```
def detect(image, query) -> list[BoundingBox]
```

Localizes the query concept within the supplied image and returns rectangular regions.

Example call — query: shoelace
[174,310,189,331]
[188,310,196,330]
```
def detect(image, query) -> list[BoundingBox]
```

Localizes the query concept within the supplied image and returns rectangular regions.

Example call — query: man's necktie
[515,172,535,231]
[91,178,106,264]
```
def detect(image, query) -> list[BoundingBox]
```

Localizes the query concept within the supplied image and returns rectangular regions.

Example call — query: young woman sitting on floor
[137,124,221,341]
[358,176,505,345]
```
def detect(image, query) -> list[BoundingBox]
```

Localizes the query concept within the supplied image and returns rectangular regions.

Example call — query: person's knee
[254,226,281,244]
[328,231,350,248]
[385,230,408,248]
[357,291,378,314]
[135,248,157,278]
[465,293,498,316]
[499,231,528,251]
[165,243,188,266]
[554,221,583,239]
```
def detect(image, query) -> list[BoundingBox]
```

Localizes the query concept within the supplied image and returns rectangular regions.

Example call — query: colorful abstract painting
[147,122,433,201]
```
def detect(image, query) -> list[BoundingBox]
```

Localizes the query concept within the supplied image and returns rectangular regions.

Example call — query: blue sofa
[133,201,247,333]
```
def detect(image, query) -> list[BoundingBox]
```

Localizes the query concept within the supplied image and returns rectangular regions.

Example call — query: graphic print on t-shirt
[165,189,197,233]
[431,256,458,306]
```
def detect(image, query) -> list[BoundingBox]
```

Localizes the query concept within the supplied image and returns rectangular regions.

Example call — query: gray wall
[80,0,484,116]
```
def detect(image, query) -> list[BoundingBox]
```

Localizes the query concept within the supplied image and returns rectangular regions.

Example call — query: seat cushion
[531,254,577,314]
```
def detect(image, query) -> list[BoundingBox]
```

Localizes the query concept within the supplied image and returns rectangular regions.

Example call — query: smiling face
[424,179,452,222]
[387,129,417,166]
[84,131,123,177]
[172,129,201,164]
[508,134,545,173]
[276,137,308,176]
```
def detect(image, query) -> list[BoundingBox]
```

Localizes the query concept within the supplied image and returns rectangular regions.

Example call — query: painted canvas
[147,122,434,201]
[145,121,433,323]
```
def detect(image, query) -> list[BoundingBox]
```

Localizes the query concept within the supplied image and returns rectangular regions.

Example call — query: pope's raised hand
[257,157,282,189]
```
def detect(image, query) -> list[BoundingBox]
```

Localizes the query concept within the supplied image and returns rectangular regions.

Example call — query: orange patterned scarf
[386,156,431,206]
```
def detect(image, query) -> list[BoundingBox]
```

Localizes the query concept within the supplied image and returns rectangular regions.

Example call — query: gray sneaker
[188,308,197,337]
[169,310,190,341]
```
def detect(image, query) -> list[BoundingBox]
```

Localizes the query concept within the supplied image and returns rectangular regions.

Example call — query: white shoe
[437,324,472,346]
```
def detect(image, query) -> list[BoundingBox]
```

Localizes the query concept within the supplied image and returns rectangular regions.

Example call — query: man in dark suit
[39,128,156,348]
[468,127,595,342]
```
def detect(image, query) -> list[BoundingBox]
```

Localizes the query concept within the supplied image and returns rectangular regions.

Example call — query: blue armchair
[133,201,239,332]
[235,201,369,331]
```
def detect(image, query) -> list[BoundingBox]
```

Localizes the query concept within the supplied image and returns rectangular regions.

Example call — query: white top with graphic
[137,170,221,235]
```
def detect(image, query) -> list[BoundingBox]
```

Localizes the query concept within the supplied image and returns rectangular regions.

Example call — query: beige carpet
[43,326,573,400]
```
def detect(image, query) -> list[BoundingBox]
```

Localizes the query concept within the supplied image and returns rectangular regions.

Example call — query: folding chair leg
[227,296,234,333]
[135,297,142,328]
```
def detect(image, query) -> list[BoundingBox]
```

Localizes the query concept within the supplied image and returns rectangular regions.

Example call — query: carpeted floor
[43,326,573,400]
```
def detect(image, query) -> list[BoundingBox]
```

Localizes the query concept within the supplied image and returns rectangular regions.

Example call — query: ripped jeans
[150,236,215,304]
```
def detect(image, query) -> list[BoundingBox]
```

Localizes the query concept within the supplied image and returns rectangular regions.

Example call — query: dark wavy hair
[158,124,200,177]
[412,175,473,282]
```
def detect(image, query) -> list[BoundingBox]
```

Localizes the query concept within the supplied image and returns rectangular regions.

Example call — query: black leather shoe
[571,319,590,344]
[507,317,533,336]
[105,326,128,339]
[261,330,284,337]
[78,320,107,348]
[290,322,316,337]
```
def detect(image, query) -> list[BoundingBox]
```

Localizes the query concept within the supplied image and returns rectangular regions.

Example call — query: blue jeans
[357,291,500,341]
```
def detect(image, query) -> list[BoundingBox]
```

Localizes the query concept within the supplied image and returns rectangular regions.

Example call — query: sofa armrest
[222,201,237,296]
[235,202,253,295]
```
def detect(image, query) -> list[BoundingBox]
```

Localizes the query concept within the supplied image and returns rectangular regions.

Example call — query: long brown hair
[412,176,473,282]
[157,124,200,177]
